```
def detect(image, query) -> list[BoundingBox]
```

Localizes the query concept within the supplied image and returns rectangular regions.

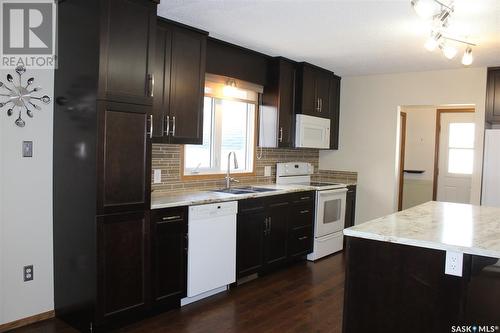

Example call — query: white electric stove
[276,162,347,261]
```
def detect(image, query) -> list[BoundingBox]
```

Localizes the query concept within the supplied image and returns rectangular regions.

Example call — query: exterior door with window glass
[437,113,475,203]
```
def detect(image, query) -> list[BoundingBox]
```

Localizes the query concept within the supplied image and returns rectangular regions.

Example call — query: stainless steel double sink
[213,186,279,195]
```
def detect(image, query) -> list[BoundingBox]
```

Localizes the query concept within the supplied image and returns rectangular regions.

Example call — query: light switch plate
[22,141,33,157]
[445,251,463,277]
[153,169,162,184]
[264,166,272,177]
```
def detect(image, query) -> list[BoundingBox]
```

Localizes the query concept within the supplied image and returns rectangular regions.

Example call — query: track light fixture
[411,0,477,66]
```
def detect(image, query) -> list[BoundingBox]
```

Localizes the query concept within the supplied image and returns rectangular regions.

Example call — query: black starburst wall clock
[0,66,51,128]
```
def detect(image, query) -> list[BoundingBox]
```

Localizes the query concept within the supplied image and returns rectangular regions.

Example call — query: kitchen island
[343,201,500,333]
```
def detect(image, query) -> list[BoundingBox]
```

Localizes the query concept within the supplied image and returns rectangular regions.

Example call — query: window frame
[181,95,258,180]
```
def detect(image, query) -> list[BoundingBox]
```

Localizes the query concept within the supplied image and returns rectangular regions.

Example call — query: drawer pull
[298,236,308,241]
[162,215,181,221]
[300,210,310,214]
[300,196,310,200]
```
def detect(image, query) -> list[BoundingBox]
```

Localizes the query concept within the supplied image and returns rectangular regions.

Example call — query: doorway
[433,109,475,203]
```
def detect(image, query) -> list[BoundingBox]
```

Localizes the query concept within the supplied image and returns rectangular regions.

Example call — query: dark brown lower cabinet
[345,185,356,228]
[96,211,150,324]
[343,237,500,333]
[237,191,315,279]
[151,207,188,308]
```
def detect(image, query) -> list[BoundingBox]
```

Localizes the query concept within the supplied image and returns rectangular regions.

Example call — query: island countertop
[343,201,500,259]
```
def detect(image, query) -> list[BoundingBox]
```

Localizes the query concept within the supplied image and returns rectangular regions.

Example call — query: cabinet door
[299,64,318,116]
[96,212,149,323]
[315,70,331,118]
[278,59,296,148]
[264,200,289,268]
[99,0,156,105]
[329,75,341,149]
[97,102,149,214]
[151,22,172,139]
[237,200,265,278]
[486,69,500,124]
[169,26,207,144]
[345,186,356,228]
[151,207,187,307]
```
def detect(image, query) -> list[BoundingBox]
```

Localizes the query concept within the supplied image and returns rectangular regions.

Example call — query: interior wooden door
[436,112,475,203]
[168,26,207,144]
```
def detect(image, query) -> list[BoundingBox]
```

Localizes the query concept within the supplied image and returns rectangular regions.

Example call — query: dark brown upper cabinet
[98,0,157,106]
[295,63,333,118]
[486,68,500,124]
[96,101,151,215]
[262,57,296,148]
[152,19,207,144]
[329,74,341,150]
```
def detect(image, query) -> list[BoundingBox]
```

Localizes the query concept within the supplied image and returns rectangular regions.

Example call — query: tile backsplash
[151,144,356,193]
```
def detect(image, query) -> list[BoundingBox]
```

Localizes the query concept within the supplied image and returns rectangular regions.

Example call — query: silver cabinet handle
[147,74,154,97]
[264,217,268,235]
[162,215,180,221]
[298,236,308,241]
[165,115,170,136]
[320,98,323,112]
[300,209,309,214]
[300,196,310,200]
[171,116,176,136]
[268,217,272,233]
[279,127,283,142]
[147,114,153,139]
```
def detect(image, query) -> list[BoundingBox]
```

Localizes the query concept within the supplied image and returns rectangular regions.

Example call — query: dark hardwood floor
[11,253,345,333]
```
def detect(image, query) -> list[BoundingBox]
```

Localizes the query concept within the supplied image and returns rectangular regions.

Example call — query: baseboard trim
[0,310,54,332]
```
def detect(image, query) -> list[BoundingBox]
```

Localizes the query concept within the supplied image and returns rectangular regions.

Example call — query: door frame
[432,108,475,200]
[398,112,407,211]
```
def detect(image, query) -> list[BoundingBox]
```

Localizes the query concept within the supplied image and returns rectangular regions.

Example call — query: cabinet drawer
[290,191,315,205]
[152,207,186,223]
[238,198,266,215]
[290,204,314,229]
[288,226,313,258]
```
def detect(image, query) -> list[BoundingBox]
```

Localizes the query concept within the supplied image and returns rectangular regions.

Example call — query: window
[184,79,257,176]
[447,122,475,174]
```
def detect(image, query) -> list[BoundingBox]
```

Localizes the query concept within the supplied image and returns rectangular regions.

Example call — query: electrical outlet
[22,141,33,157]
[153,169,162,184]
[445,251,463,277]
[23,265,34,282]
[264,166,272,177]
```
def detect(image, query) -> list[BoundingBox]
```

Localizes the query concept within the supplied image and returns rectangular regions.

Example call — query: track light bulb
[462,47,473,66]
[442,44,458,59]
[424,33,441,51]
[411,0,437,19]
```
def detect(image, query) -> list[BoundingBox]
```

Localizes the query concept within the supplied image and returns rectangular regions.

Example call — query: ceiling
[158,0,500,76]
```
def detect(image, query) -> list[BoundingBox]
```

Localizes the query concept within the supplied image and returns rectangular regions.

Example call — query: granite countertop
[344,201,500,259]
[151,184,324,210]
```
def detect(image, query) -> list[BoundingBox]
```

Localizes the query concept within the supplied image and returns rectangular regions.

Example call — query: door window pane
[448,148,474,174]
[449,123,475,148]
[323,199,341,224]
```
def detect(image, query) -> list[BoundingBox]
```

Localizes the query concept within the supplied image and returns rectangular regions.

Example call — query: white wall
[0,68,54,324]
[320,67,487,224]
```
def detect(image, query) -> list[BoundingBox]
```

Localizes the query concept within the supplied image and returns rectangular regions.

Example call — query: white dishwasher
[181,201,237,306]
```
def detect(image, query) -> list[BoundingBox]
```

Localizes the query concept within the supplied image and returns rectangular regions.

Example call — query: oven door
[315,188,347,238]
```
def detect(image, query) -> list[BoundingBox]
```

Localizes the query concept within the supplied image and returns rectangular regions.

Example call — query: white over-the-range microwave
[295,114,331,149]
[259,111,331,149]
